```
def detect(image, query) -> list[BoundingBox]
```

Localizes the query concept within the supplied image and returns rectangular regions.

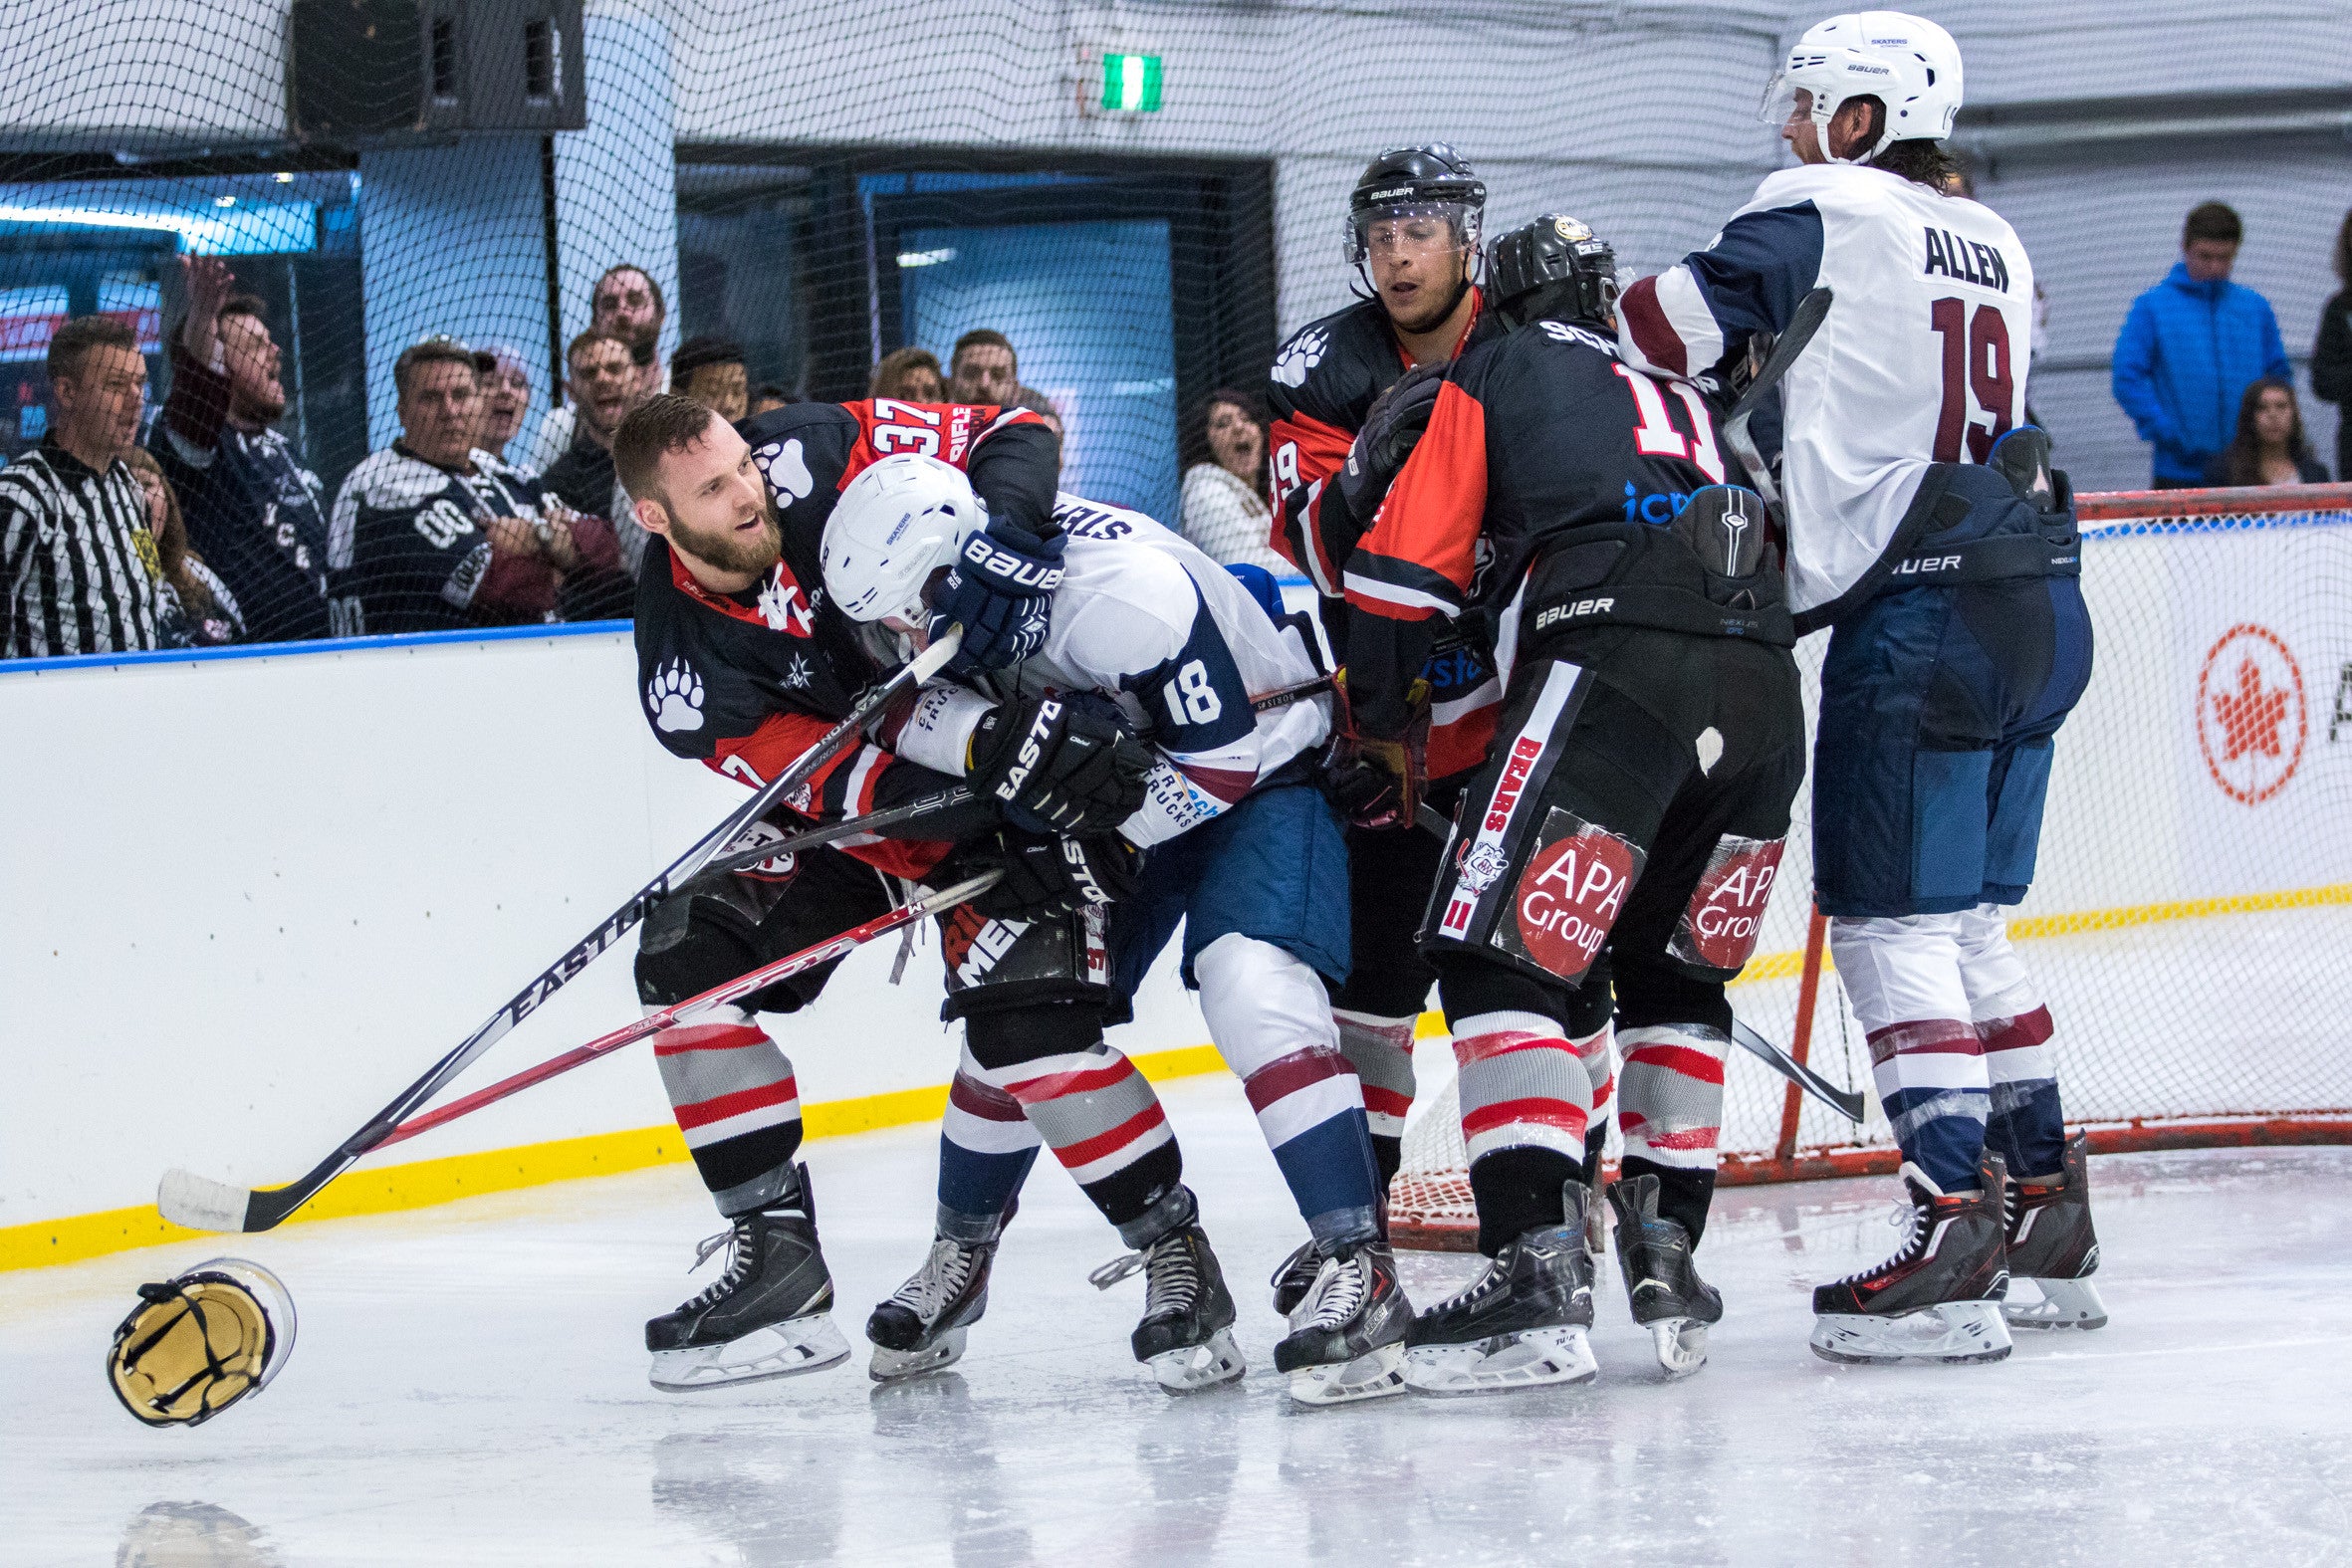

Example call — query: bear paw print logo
[646,657,705,733]
[755,438,814,505]
[1270,328,1328,388]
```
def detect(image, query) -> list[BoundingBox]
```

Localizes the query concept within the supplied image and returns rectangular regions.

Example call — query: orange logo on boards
[2196,623,2306,805]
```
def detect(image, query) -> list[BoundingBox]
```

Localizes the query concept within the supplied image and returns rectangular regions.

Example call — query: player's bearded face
[662,439,783,578]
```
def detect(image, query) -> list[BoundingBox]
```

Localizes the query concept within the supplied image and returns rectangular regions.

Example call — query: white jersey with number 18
[1616,161,2037,618]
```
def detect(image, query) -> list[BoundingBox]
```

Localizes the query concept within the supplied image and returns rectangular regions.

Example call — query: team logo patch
[1456,840,1510,895]
[757,568,816,636]
[1667,833,1785,974]
[724,821,799,884]
[1270,328,1328,388]
[1493,806,1645,986]
[2196,622,2306,805]
[645,658,705,732]
[755,438,813,505]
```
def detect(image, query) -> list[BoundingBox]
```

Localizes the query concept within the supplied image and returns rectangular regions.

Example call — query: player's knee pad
[961,1000,1108,1071]
[635,874,774,1008]
[1611,948,1733,1037]
[1430,952,1571,1036]
[1826,912,1972,1034]
[938,905,1113,1022]
[1951,902,2040,1020]
[1193,934,1340,1079]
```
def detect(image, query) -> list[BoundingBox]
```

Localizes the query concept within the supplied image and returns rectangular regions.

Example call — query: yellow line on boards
[0,1042,1232,1273]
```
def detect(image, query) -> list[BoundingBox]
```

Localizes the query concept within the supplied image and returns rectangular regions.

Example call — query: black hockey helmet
[1487,213,1620,331]
[1345,143,1487,265]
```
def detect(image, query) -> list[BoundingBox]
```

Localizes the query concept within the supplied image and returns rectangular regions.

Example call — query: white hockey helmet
[822,451,986,624]
[1763,12,1964,162]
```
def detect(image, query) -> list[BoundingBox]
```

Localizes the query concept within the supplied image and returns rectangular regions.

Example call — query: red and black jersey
[1345,319,1774,737]
[631,398,1057,878]
[1266,291,1505,779]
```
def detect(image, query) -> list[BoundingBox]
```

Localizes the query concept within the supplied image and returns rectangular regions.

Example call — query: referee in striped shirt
[1,316,161,658]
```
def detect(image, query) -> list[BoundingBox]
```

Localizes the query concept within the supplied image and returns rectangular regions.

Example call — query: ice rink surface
[8,1075,2350,1567]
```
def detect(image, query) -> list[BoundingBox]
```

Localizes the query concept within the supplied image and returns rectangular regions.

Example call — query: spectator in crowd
[543,328,654,575]
[472,345,536,472]
[2112,202,2292,489]
[1,316,162,657]
[671,336,749,423]
[122,445,244,646]
[869,346,945,402]
[1011,386,1063,442]
[330,338,626,635]
[749,384,796,416]
[521,262,669,472]
[2205,377,2329,488]
[947,329,1020,404]
[155,255,335,640]
[2310,207,2352,482]
[1177,388,1288,572]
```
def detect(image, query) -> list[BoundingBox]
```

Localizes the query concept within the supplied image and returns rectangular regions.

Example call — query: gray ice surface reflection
[5,1077,2349,1565]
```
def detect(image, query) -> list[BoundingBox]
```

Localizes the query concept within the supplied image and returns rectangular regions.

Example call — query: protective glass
[1348,202,1480,266]
[1758,70,1807,125]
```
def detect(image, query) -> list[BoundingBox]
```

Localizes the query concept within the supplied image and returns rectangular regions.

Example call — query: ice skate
[1401,1182,1598,1395]
[1809,1153,2012,1366]
[1273,1242,1412,1406]
[646,1164,850,1391]
[866,1233,997,1382]
[1269,1237,1323,1322]
[1605,1174,1724,1379]
[1089,1202,1245,1394]
[2002,1130,2107,1330]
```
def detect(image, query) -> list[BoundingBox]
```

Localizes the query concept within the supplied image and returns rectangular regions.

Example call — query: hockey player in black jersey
[1261,145,1514,1309]
[1341,216,1808,1389]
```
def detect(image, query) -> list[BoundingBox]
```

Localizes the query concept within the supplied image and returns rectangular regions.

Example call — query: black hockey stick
[1730,1016,1867,1124]
[157,627,967,1234]
[1720,286,1833,518]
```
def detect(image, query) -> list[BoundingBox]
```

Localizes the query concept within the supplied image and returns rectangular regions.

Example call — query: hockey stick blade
[156,628,965,1234]
[1729,1017,1867,1124]
[1721,287,1833,509]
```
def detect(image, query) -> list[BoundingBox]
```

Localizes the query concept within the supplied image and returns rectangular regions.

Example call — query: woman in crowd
[869,346,945,402]
[472,346,537,473]
[122,445,245,646]
[2311,208,2351,483]
[2206,377,2329,488]
[1177,388,1287,571]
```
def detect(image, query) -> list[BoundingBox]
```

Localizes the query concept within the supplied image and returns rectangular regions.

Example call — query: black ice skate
[1606,1174,1725,1379]
[1089,1196,1245,1394]
[1273,1241,1413,1406]
[1269,1237,1323,1321]
[1809,1151,2011,1366]
[646,1164,850,1391]
[2001,1130,2107,1331]
[1401,1182,1598,1395]
[866,1233,999,1382]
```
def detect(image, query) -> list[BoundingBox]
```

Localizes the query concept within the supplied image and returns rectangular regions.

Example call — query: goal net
[1393,483,2352,1249]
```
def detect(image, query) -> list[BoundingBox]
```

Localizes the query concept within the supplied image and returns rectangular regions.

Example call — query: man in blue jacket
[2112,202,2291,489]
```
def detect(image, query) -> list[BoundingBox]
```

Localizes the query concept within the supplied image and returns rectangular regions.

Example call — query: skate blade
[1649,1317,1711,1380]
[867,1325,969,1383]
[1809,1301,2012,1366]
[1286,1341,1408,1407]
[1403,1325,1598,1396]
[648,1313,852,1392]
[2003,1278,2108,1331]
[1147,1327,1246,1395]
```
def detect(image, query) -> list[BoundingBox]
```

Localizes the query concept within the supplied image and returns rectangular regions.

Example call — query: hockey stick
[157,627,967,1234]
[1719,286,1833,516]
[696,674,1343,879]
[1730,1016,1867,1124]
[372,872,1003,1151]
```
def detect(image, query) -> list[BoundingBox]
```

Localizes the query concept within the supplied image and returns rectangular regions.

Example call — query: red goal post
[1391,482,2352,1249]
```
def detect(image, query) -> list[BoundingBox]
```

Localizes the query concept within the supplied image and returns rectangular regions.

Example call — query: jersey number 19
[1930,298,2015,464]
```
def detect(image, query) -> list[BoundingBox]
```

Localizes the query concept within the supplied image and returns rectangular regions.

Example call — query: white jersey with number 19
[1616,161,2036,618]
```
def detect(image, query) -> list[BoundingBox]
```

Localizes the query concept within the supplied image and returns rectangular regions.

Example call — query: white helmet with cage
[822,451,987,625]
[1762,12,1964,163]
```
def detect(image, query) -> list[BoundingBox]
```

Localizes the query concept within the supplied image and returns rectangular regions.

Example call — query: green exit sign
[1101,53,1163,113]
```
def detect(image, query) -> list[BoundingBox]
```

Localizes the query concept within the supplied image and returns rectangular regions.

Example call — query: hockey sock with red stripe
[1449,1008,1591,1255]
[1333,1008,1418,1190]
[1833,915,1993,1195]
[964,1006,1182,1234]
[1615,1021,1729,1239]
[652,1005,806,1213]
[1199,936,1382,1246]
[1980,1004,2064,1180]
[935,1044,1045,1242]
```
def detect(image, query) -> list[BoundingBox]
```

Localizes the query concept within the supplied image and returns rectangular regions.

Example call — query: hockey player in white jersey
[822,456,1413,1405]
[1617,12,2102,1363]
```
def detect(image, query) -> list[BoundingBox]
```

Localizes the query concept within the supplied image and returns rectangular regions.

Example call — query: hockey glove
[966,689,1154,835]
[1335,361,1448,522]
[929,515,1066,672]
[1321,674,1430,832]
[976,830,1141,920]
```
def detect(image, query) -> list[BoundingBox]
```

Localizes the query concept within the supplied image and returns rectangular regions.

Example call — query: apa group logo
[2196,622,2306,805]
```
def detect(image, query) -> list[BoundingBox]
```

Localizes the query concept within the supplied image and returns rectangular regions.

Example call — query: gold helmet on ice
[107,1258,297,1428]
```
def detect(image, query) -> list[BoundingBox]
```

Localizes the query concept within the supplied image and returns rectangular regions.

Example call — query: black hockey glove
[1320,673,1430,832]
[929,515,1066,672]
[975,830,1141,920]
[1335,361,1448,521]
[967,689,1154,835]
